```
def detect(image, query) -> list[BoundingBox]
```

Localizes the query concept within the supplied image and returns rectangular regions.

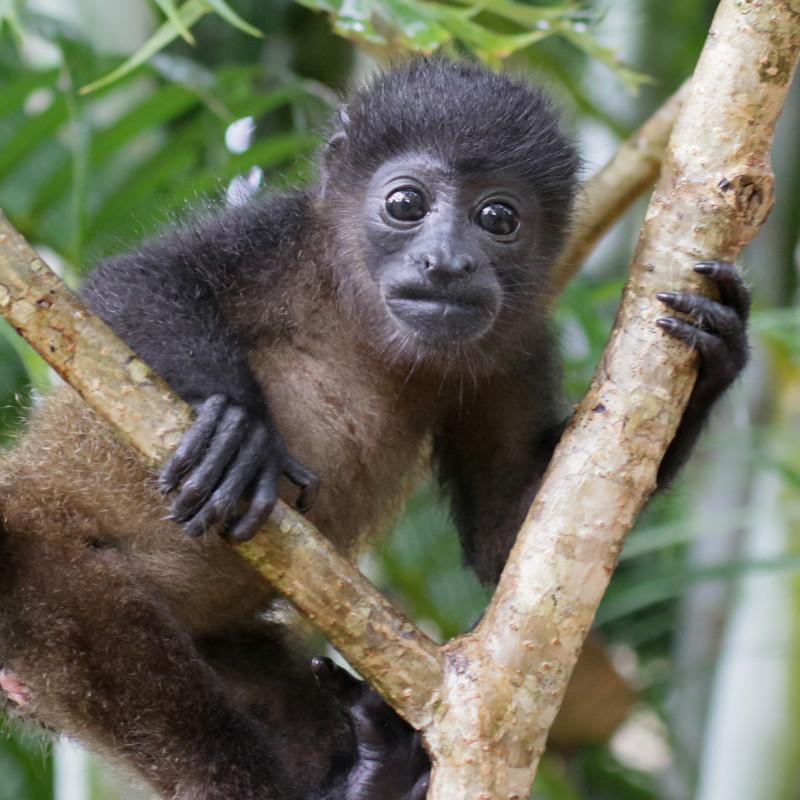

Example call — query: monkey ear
[320,106,350,198]
[325,130,347,153]
[325,105,350,157]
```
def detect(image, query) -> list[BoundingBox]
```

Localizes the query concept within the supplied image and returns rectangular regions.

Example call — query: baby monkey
[0,60,749,800]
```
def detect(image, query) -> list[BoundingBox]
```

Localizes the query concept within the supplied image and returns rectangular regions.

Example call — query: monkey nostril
[422,254,437,271]
[456,255,476,274]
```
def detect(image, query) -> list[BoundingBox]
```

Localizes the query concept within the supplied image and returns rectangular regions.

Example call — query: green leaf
[30,82,201,217]
[450,0,583,26]
[0,96,68,179]
[0,67,59,118]
[378,0,452,50]
[432,4,550,60]
[558,24,651,92]
[151,0,197,44]
[79,0,211,94]
[596,554,800,625]
[203,0,264,38]
[89,129,319,248]
[297,0,647,87]
[0,0,25,41]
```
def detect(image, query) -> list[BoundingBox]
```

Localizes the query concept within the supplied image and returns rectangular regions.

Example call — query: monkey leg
[0,538,352,800]
[194,625,356,792]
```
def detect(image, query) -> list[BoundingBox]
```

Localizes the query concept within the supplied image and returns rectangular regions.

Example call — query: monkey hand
[654,260,750,483]
[656,260,750,408]
[159,394,320,540]
[312,658,431,800]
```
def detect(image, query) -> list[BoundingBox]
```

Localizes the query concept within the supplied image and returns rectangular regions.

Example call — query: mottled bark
[550,81,689,296]
[424,2,799,797]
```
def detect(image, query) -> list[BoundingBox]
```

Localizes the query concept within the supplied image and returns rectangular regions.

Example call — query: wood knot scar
[716,175,771,227]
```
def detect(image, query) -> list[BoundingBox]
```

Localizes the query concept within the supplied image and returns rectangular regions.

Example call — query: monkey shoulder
[82,191,315,305]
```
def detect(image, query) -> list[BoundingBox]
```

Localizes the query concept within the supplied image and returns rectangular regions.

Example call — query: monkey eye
[385,188,428,222]
[477,202,519,236]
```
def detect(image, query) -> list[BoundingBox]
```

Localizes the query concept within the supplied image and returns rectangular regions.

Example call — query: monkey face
[361,152,541,347]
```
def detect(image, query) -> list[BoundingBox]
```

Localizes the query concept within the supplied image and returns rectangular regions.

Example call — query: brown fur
[0,272,441,797]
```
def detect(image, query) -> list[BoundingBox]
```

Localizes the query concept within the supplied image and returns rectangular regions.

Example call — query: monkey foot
[0,667,30,706]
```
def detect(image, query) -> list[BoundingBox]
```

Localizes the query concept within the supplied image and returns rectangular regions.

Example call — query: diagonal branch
[0,216,443,727]
[550,80,690,296]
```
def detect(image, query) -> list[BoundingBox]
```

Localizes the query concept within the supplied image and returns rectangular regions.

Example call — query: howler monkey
[0,61,749,799]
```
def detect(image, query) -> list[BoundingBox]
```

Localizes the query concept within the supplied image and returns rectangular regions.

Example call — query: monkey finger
[182,496,233,538]
[284,456,321,513]
[694,260,751,320]
[225,466,280,541]
[0,667,30,707]
[183,430,274,534]
[170,405,250,524]
[657,316,705,349]
[657,317,744,377]
[656,291,741,336]
[408,774,431,800]
[159,394,227,493]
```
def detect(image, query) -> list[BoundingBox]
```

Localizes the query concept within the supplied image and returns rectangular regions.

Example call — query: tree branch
[423,2,799,796]
[0,215,443,728]
[550,81,690,296]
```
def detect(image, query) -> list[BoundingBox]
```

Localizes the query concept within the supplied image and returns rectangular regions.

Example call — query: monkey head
[360,152,535,345]
[318,60,580,371]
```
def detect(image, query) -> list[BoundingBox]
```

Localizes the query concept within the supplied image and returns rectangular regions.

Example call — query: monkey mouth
[384,285,497,343]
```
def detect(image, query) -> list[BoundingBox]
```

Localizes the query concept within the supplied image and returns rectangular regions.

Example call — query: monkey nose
[423,252,476,281]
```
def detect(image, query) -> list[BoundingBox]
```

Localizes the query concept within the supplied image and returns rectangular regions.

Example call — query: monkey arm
[433,341,565,587]
[435,261,749,587]
[81,194,320,538]
[81,195,309,409]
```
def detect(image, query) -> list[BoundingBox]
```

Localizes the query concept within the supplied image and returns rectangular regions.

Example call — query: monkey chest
[252,338,432,554]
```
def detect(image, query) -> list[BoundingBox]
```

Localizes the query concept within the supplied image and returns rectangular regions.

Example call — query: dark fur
[0,61,748,799]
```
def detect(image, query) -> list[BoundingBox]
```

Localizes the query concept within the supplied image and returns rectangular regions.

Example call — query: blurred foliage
[51,0,651,92]
[295,0,648,87]
[1,1,799,799]
[0,725,52,800]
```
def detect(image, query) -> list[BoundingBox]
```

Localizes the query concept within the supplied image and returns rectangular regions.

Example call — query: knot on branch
[716,173,773,229]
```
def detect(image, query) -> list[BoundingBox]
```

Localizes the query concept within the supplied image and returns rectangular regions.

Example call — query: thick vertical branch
[423,2,799,797]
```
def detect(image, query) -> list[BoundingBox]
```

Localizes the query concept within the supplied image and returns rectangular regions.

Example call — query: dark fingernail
[183,521,205,538]
[656,291,675,302]
[694,261,716,273]
[228,523,256,542]
[170,504,197,524]
[311,657,334,678]
[158,476,178,494]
